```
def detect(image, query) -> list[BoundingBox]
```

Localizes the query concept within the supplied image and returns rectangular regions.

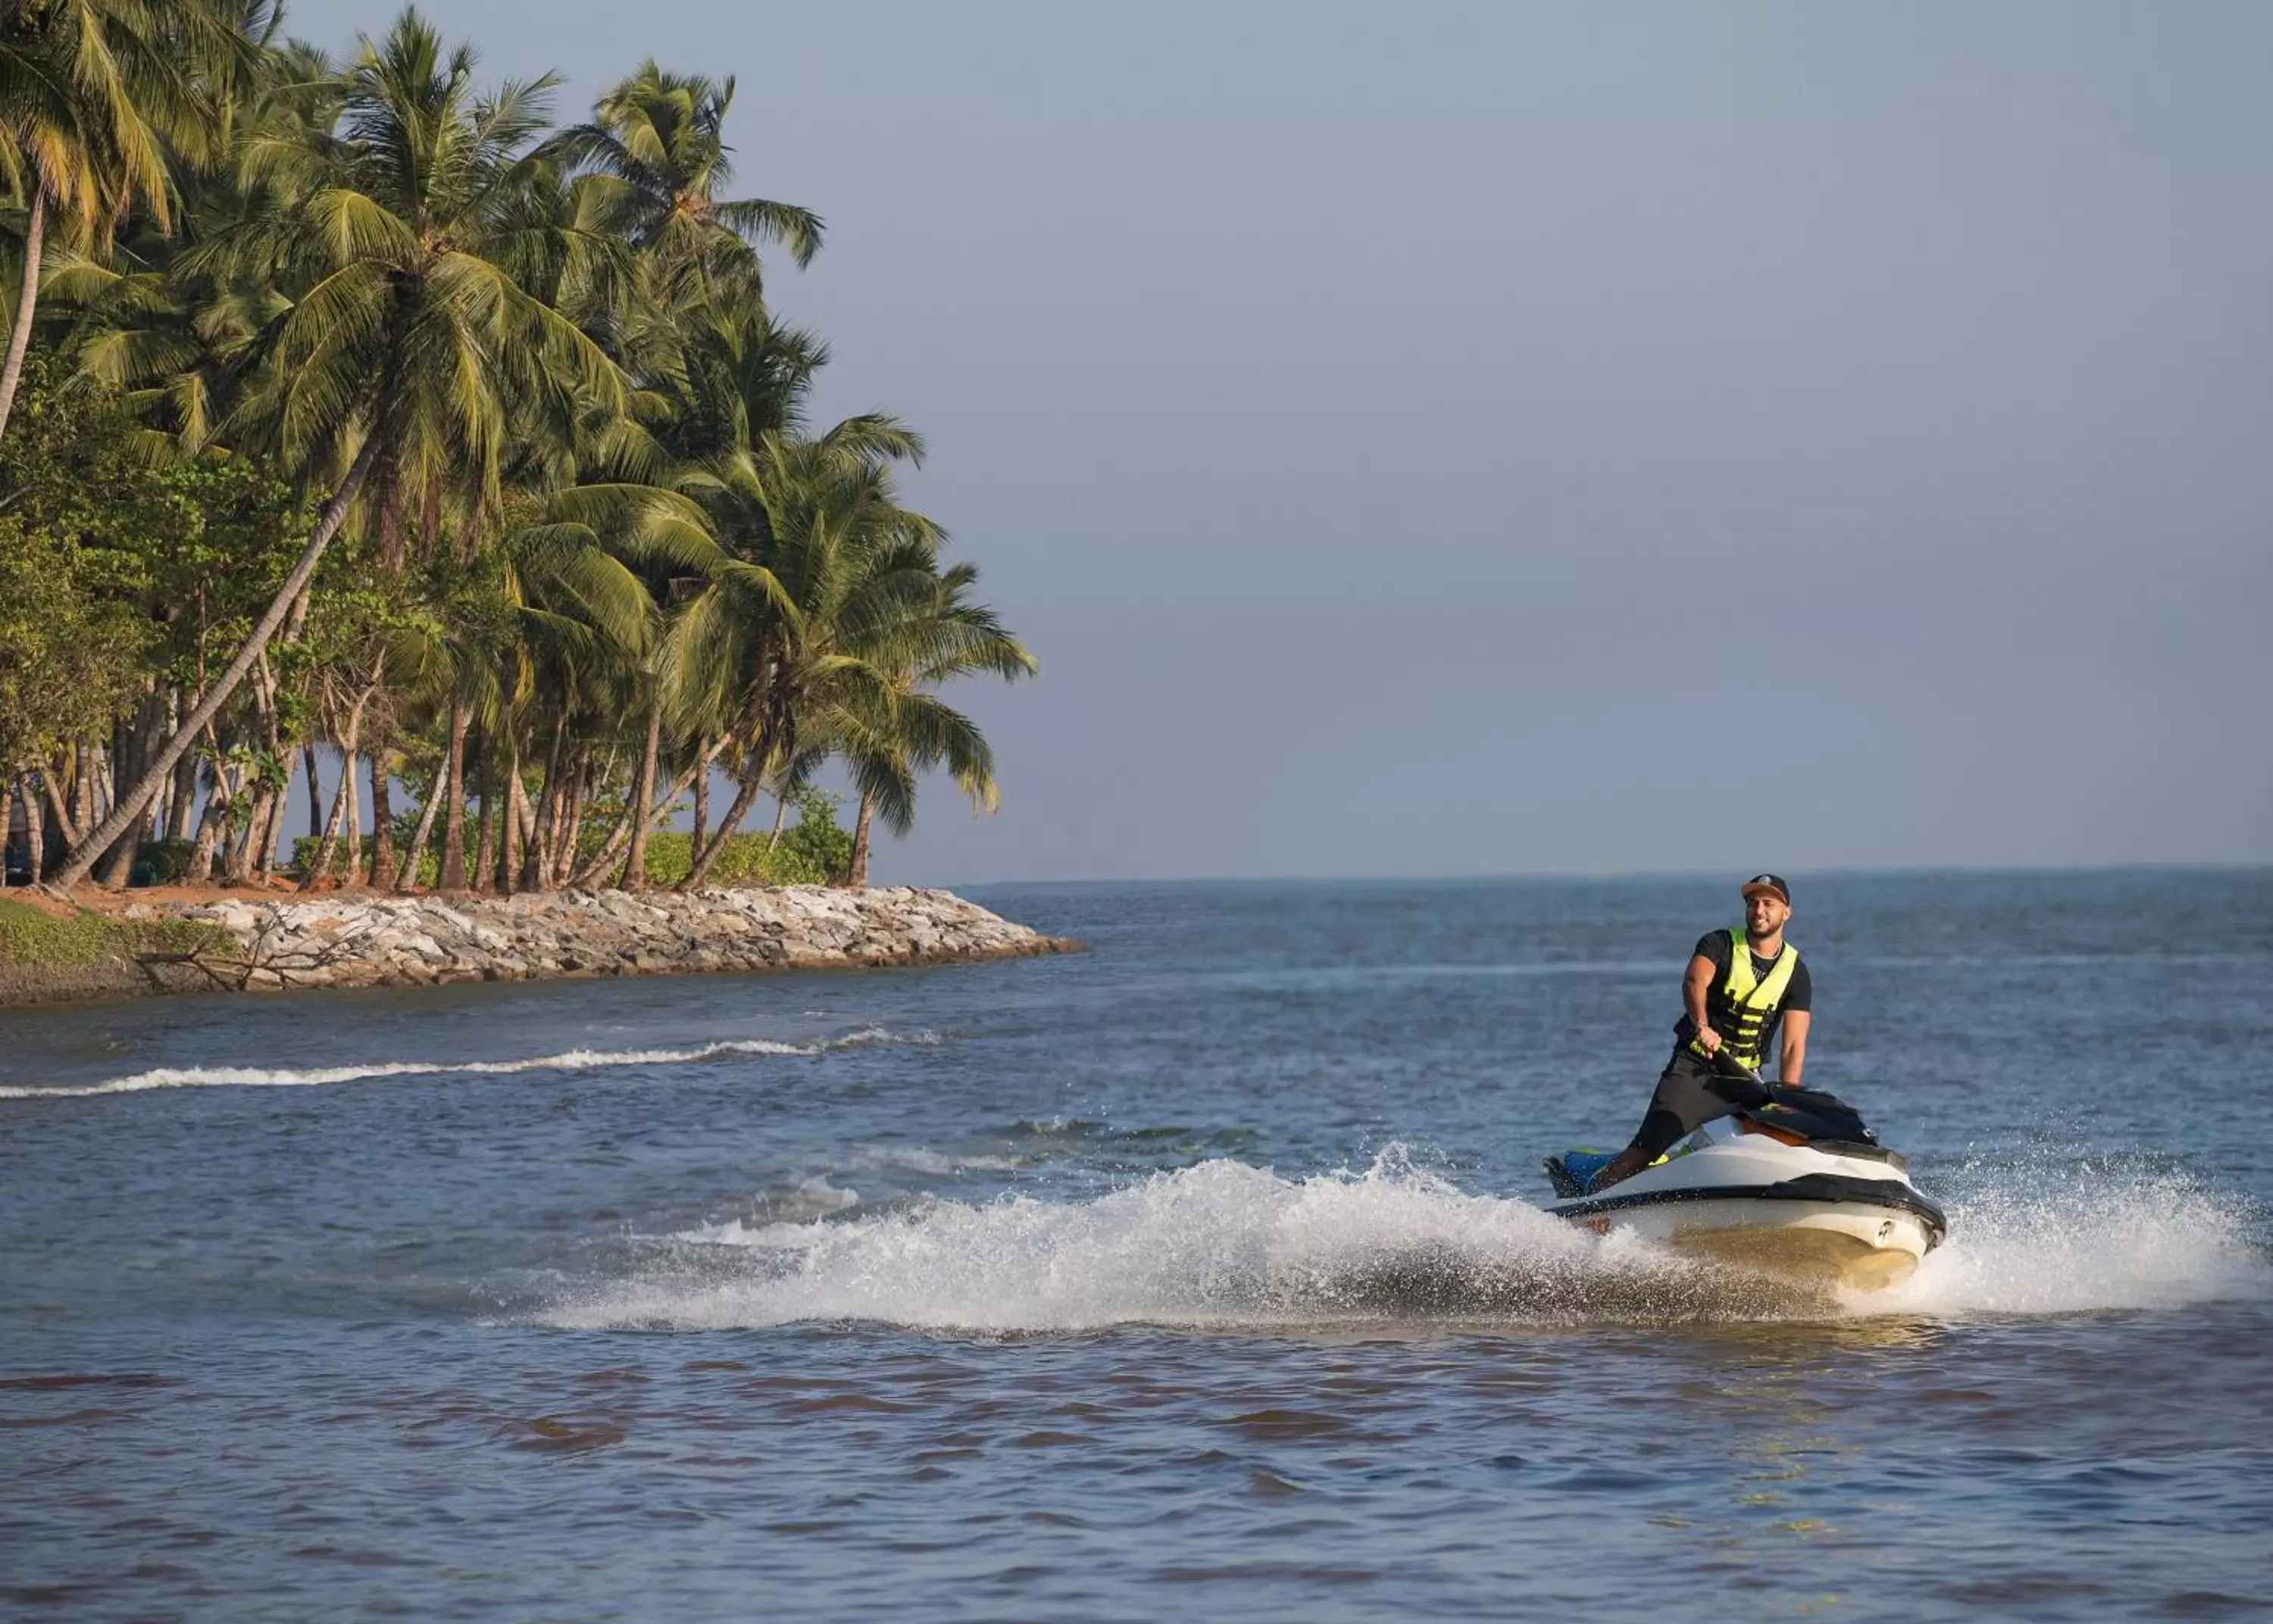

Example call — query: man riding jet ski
[1544,1055,1946,1289]
[1544,874,1946,1289]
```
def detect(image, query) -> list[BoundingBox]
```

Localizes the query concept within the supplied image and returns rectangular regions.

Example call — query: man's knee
[1624,1107,1687,1163]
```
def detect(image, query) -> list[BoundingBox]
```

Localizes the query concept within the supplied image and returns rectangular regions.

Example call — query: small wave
[0,1028,939,1101]
[545,1149,2270,1334]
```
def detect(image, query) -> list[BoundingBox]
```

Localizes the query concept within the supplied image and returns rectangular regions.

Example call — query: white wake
[0,1027,939,1100]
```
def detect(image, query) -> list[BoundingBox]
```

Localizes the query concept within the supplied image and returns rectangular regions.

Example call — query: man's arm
[1775,1010,1809,1085]
[1684,954,1718,1052]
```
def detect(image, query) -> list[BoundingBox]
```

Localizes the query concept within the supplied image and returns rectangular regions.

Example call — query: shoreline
[0,885,1084,1009]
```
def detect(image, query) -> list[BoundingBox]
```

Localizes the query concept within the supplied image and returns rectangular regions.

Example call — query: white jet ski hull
[1559,1195,1936,1291]
[1546,1120,1946,1293]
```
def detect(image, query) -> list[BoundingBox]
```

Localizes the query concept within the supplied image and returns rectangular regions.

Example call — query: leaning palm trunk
[569,795,634,889]
[438,701,471,890]
[167,754,199,845]
[305,748,358,889]
[848,793,874,889]
[521,727,561,892]
[190,767,236,882]
[249,657,294,885]
[186,729,234,882]
[95,686,171,888]
[681,767,766,891]
[471,747,497,894]
[306,655,384,889]
[0,191,46,445]
[242,793,274,883]
[167,695,200,844]
[558,749,595,887]
[578,735,724,892]
[187,800,224,882]
[689,739,709,857]
[544,754,576,889]
[500,731,527,894]
[522,753,552,891]
[525,728,567,891]
[222,785,258,885]
[71,745,95,837]
[302,744,324,852]
[238,790,284,885]
[252,768,291,884]
[566,735,646,890]
[618,703,663,889]
[230,657,283,885]
[392,755,449,891]
[309,755,352,885]
[342,753,363,882]
[554,753,583,886]
[577,758,699,890]
[92,748,115,838]
[41,760,83,853]
[368,753,396,888]
[19,771,44,884]
[52,442,380,889]
[2,774,20,888]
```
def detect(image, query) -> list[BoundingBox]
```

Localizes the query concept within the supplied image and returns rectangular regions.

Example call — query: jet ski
[1543,1062,1946,1291]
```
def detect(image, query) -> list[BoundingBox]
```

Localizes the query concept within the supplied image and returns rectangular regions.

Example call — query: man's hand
[1693,1026,1722,1056]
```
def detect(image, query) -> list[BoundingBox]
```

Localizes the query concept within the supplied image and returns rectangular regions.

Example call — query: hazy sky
[289,0,2273,883]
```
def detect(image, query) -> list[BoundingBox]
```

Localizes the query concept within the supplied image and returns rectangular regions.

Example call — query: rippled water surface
[3,871,2268,1620]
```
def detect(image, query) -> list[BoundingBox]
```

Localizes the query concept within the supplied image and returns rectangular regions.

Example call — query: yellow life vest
[1690,926,1800,1068]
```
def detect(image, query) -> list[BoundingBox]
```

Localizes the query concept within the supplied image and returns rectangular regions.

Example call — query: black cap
[1740,873,1790,904]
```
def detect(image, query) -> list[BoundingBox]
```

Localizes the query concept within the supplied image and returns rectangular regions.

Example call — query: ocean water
[1,870,2267,1621]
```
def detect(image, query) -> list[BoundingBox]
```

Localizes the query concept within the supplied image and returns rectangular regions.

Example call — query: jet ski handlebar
[1697,1051,1884,1147]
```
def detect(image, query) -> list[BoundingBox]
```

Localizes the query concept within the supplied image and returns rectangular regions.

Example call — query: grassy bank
[0,897,236,1005]
[0,898,231,968]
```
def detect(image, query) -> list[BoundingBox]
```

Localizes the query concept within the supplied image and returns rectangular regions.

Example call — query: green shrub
[772,789,855,884]
[577,787,852,888]
[621,829,834,888]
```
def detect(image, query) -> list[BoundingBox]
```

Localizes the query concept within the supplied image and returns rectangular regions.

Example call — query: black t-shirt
[1673,928,1812,1051]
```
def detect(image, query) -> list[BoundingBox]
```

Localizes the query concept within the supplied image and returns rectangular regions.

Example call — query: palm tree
[813,562,1034,886]
[542,61,818,311]
[537,482,724,888]
[488,502,659,889]
[655,296,827,466]
[661,419,937,888]
[220,10,630,564]
[43,30,336,464]
[54,7,628,886]
[659,420,1031,891]
[0,0,254,440]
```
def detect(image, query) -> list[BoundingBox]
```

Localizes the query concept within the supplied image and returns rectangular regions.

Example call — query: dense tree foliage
[0,4,1031,892]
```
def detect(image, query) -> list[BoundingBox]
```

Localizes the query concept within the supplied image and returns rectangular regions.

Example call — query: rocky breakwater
[147,886,1081,994]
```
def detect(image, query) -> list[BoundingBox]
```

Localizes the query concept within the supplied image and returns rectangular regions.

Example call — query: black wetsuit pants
[1621,1048,1771,1163]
